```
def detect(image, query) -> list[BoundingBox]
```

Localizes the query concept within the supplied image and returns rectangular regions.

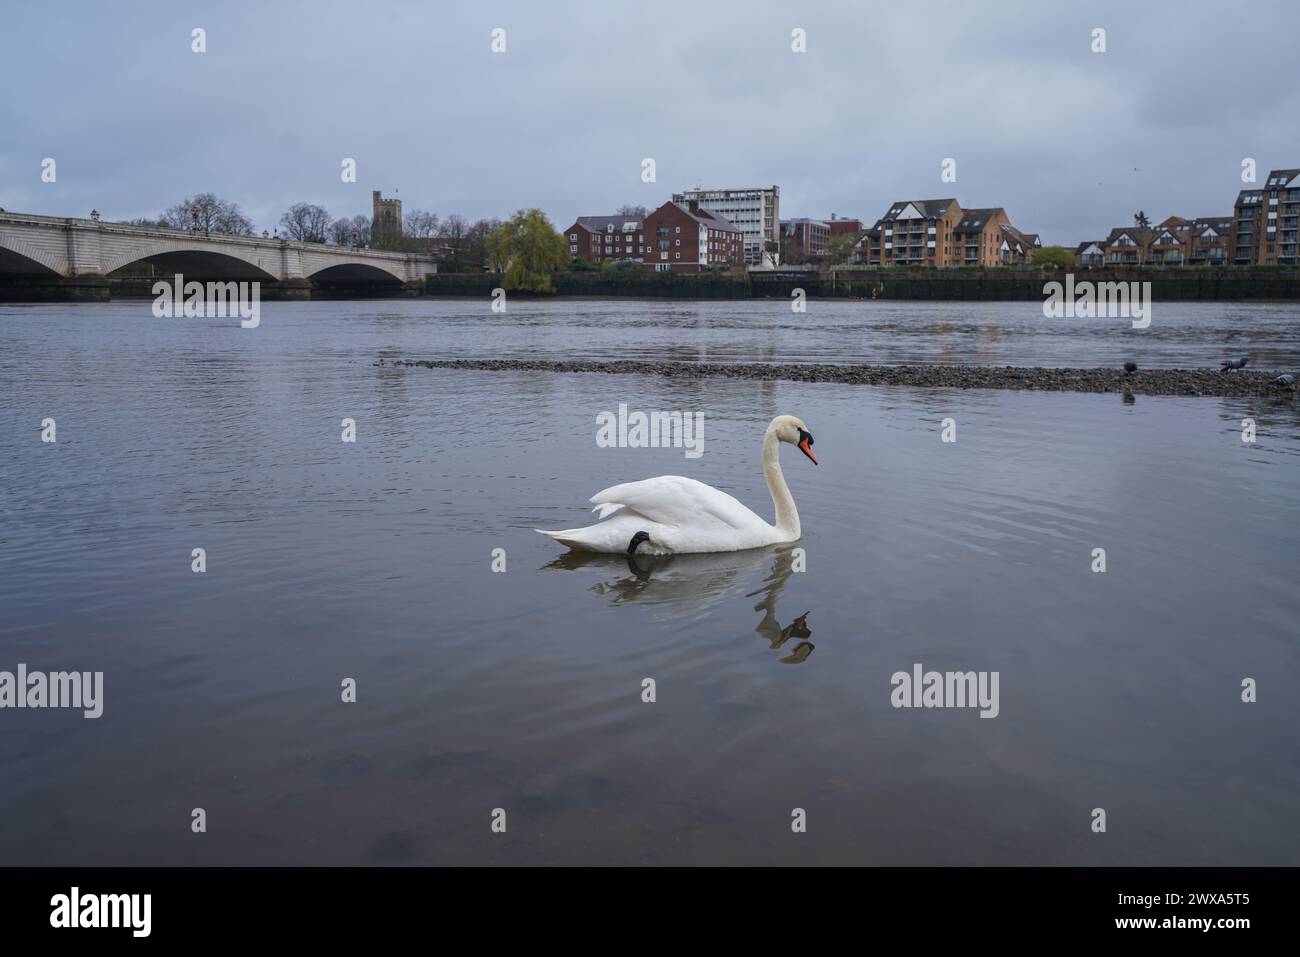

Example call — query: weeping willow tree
[488,209,568,292]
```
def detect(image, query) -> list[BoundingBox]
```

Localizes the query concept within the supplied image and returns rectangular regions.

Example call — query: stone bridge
[0,210,438,299]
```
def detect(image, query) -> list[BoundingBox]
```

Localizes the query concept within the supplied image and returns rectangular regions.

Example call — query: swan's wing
[590,475,764,533]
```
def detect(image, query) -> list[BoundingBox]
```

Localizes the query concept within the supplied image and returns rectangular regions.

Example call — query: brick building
[998,223,1041,264]
[1187,217,1233,264]
[1232,169,1299,265]
[642,200,744,272]
[876,198,962,266]
[1075,241,1106,265]
[952,208,1013,265]
[1095,216,1233,266]
[854,225,883,265]
[671,186,779,267]
[780,218,831,263]
[1153,215,1233,265]
[826,215,863,238]
[563,214,645,263]
[1101,226,1150,264]
[859,199,1035,267]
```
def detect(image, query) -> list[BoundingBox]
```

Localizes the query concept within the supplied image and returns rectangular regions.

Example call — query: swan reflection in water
[540,544,815,664]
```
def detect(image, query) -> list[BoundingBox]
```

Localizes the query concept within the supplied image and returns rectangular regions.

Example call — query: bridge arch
[103,241,278,280]
[304,260,407,283]
[0,233,63,276]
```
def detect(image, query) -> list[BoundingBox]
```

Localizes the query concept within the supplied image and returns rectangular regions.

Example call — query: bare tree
[160,193,254,235]
[404,209,442,239]
[464,217,504,269]
[328,217,354,246]
[439,214,468,243]
[279,203,331,243]
[349,215,371,247]
[481,218,511,271]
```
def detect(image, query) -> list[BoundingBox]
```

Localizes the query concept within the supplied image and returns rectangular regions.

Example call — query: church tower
[371,190,403,247]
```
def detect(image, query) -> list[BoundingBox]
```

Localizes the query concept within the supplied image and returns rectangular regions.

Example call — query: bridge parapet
[0,210,438,283]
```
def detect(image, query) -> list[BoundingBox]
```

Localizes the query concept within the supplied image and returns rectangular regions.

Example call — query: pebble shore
[378,358,1295,398]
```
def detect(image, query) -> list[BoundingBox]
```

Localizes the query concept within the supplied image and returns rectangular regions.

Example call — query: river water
[2,299,1298,864]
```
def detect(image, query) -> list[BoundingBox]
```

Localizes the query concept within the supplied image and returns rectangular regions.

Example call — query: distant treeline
[118,192,503,270]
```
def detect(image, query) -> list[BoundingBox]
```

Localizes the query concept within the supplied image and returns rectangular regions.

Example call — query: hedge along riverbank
[424,270,750,298]
[423,268,1300,301]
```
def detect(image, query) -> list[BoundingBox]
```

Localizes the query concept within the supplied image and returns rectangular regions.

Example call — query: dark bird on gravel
[1273,373,1296,388]
[1123,361,1137,373]
[1221,356,1249,371]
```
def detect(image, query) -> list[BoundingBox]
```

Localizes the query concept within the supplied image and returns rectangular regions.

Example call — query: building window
[569,233,577,241]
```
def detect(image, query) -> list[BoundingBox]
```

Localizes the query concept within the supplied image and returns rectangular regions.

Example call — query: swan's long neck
[762,428,800,538]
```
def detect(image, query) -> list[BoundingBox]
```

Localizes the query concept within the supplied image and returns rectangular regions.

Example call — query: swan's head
[770,415,818,465]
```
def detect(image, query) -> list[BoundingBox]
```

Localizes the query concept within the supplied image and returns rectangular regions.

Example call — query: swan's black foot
[627,530,652,555]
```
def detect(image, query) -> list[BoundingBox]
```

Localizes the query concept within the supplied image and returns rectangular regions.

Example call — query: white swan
[536,415,817,555]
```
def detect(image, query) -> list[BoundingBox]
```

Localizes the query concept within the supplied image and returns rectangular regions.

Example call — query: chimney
[688,199,700,214]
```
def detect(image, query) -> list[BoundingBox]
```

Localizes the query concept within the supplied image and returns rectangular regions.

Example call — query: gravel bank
[378,358,1296,397]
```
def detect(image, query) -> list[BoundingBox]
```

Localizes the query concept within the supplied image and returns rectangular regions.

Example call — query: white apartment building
[671,185,780,267]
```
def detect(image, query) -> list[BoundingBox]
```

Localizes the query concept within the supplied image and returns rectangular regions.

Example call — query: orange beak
[799,438,818,465]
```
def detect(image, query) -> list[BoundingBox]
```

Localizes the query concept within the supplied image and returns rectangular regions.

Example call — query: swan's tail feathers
[535,527,599,551]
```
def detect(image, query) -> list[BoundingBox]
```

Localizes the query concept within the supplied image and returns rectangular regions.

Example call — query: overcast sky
[2,0,1297,245]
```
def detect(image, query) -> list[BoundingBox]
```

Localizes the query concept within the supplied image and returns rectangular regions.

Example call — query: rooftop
[573,215,642,233]
[665,202,742,233]
[954,208,1005,233]
[881,198,959,221]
